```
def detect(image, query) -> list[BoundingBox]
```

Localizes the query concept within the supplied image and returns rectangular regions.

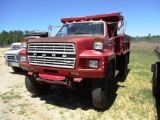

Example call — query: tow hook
[33,73,39,78]
[66,77,74,87]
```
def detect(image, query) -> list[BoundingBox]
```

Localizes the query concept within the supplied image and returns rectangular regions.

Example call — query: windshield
[56,21,104,36]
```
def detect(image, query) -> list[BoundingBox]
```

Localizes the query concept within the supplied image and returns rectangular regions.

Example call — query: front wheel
[92,61,115,109]
[25,75,51,95]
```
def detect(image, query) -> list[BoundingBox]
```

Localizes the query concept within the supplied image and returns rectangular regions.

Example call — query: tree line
[0,30,30,45]
[132,34,160,43]
[0,30,160,46]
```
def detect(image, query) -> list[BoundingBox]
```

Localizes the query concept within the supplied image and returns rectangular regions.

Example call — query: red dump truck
[19,12,131,109]
[152,46,160,97]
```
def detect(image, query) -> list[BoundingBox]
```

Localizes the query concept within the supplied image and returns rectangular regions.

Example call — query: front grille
[6,55,18,61]
[28,43,76,69]
[12,45,21,50]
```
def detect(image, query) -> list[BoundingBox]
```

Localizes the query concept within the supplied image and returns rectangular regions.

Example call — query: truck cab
[19,12,131,109]
[9,42,22,51]
[4,42,23,72]
[4,31,48,72]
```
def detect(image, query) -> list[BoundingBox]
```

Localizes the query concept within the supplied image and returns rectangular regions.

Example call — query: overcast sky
[0,0,160,36]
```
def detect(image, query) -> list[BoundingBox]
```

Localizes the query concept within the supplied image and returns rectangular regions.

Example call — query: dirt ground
[0,48,99,120]
[0,47,156,120]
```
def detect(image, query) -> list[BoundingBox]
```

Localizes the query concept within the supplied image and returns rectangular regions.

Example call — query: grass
[38,42,158,120]
[0,43,158,119]
[112,42,157,119]
[0,89,22,102]
[18,103,28,115]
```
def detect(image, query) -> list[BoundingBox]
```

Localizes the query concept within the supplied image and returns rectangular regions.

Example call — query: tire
[152,62,160,97]
[12,67,23,72]
[92,61,115,109]
[25,75,51,95]
[119,54,128,76]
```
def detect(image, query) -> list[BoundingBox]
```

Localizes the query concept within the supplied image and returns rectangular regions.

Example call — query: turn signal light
[94,38,104,50]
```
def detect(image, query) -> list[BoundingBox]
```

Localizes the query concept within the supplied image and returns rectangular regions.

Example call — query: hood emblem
[52,54,56,57]
[42,53,46,57]
[62,54,66,58]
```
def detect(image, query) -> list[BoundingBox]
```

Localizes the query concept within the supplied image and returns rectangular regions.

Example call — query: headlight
[94,38,104,50]
[21,42,27,48]
[89,60,99,69]
[20,56,27,62]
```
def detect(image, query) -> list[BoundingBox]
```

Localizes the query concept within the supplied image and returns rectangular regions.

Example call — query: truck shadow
[39,86,94,110]
[155,96,160,120]
[108,69,130,110]
[10,70,28,75]
[33,69,130,111]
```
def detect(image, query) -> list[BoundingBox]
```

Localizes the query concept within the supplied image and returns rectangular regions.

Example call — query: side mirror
[117,21,124,36]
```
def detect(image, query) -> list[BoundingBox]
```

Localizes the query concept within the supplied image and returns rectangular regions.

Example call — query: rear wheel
[12,67,23,72]
[25,75,51,95]
[152,62,160,97]
[119,54,128,76]
[92,61,115,109]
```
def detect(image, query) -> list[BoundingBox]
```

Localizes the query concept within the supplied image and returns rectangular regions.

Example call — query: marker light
[21,39,27,48]
[94,38,104,50]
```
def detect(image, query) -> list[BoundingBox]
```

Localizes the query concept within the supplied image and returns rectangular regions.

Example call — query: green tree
[0,30,25,45]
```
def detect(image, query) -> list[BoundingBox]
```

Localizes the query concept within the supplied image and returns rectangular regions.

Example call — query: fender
[79,49,115,62]
[103,49,116,62]
[78,49,115,77]
[18,48,26,56]
[18,48,30,70]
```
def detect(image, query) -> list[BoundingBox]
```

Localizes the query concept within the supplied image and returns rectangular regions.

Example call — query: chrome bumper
[5,60,20,67]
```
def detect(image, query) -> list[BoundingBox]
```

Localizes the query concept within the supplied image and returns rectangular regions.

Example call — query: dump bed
[61,12,123,23]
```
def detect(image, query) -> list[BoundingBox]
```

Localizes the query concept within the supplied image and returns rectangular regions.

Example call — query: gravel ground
[0,48,63,120]
[0,48,96,120]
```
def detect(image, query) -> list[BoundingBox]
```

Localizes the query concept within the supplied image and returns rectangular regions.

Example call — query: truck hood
[4,49,23,55]
[28,36,104,50]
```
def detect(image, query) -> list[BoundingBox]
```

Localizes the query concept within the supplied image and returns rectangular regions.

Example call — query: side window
[57,26,67,36]
[107,24,117,38]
